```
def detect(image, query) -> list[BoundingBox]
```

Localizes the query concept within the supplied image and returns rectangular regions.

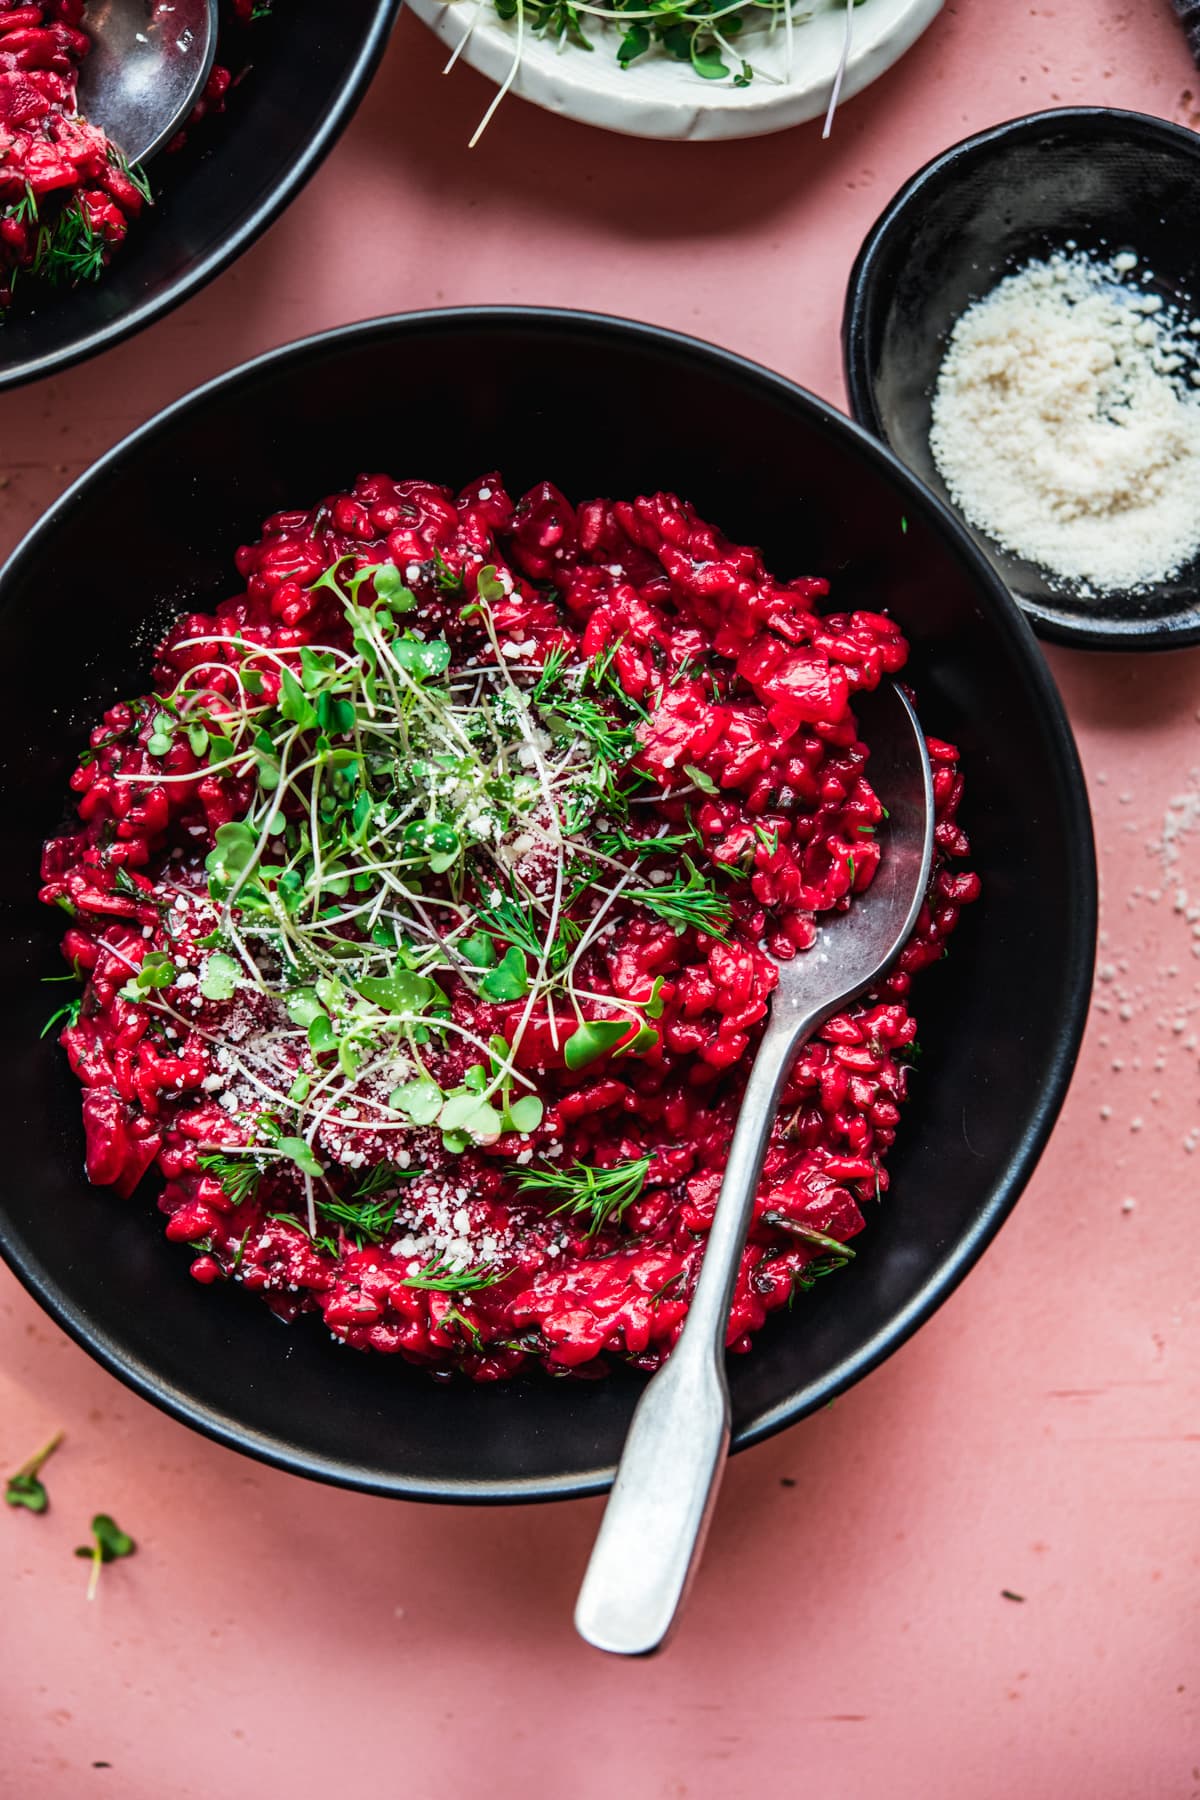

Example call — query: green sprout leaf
[564,1018,632,1069]
[479,945,530,1002]
[505,1094,544,1135]
[476,565,507,603]
[199,953,241,1002]
[690,38,728,77]
[460,932,498,969]
[438,1092,505,1143]
[368,564,417,611]
[356,971,437,1014]
[279,666,319,731]
[389,1078,444,1126]
[118,952,177,1003]
[284,988,325,1027]
[393,637,452,681]
[276,1137,324,1179]
[205,821,258,885]
[75,1511,136,1599]
[683,762,719,795]
[617,19,650,61]
[5,1432,63,1514]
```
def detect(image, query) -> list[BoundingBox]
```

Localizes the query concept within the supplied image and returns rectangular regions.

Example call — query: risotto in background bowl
[0,0,400,390]
[0,309,1095,1500]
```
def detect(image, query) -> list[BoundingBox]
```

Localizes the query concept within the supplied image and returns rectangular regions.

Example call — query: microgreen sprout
[74,1513,135,1600]
[101,553,744,1289]
[5,1431,64,1514]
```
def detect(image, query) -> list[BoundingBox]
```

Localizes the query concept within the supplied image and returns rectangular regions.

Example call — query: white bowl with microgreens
[409,0,941,144]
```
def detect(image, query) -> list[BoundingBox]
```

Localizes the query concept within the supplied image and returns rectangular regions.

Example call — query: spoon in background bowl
[575,680,934,1657]
[76,0,219,167]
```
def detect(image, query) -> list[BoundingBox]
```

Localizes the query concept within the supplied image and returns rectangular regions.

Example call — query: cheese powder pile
[930,250,1200,595]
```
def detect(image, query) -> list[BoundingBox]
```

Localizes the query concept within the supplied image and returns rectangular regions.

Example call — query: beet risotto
[39,475,978,1380]
[0,0,267,314]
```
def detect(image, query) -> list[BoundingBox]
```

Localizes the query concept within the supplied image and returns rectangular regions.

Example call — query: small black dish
[843,107,1200,652]
[0,0,400,392]
[0,309,1096,1501]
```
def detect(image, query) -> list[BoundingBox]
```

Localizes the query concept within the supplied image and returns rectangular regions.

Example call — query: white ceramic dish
[409,0,941,142]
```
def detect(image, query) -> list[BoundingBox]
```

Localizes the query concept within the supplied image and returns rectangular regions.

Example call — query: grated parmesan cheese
[929,250,1200,596]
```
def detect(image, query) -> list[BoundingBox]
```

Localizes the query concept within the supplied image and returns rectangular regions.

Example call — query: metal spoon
[575,680,934,1657]
[76,0,219,168]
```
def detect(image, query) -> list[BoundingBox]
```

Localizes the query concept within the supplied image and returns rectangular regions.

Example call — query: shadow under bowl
[0,308,1096,1500]
[842,107,1200,651]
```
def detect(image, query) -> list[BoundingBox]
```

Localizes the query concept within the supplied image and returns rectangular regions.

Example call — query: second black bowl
[0,309,1096,1500]
[0,0,399,390]
[843,108,1200,651]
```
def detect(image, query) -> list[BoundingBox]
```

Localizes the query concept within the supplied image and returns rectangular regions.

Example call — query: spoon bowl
[76,0,218,167]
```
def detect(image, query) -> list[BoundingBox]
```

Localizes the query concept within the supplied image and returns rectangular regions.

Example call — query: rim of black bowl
[0,309,1098,1502]
[0,0,402,393]
[842,106,1200,654]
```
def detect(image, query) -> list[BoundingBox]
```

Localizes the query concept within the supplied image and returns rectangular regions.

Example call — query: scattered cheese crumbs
[930,250,1200,595]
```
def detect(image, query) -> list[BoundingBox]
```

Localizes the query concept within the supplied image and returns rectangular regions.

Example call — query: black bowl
[0,0,399,391]
[0,309,1096,1501]
[842,108,1200,652]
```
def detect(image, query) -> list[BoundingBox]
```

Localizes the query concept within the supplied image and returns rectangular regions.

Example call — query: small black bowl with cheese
[842,107,1200,652]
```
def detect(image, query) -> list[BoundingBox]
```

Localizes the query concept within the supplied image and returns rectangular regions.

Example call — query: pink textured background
[3,3,1200,1794]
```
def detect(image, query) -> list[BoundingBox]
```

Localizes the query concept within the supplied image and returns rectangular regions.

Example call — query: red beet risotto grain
[39,476,979,1379]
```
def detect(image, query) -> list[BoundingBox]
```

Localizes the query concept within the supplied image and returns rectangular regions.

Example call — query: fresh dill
[399,1257,509,1292]
[516,1156,651,1236]
[32,204,107,288]
[107,145,154,206]
[625,857,733,938]
[41,997,81,1036]
[311,1168,420,1246]
[197,1152,263,1209]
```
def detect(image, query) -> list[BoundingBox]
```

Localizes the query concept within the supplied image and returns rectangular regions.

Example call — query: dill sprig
[197,1151,263,1208]
[32,204,107,288]
[312,1165,421,1246]
[474,884,546,960]
[107,145,154,206]
[399,1257,509,1292]
[516,1156,651,1236]
[625,856,733,939]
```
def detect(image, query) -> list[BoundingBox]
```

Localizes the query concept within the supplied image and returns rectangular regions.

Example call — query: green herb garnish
[75,1513,135,1599]
[516,1156,651,1236]
[196,1152,263,1209]
[5,1431,64,1514]
[625,857,733,938]
[399,1257,509,1293]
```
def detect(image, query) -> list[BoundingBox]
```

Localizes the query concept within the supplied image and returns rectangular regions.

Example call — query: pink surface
[3,3,1200,1794]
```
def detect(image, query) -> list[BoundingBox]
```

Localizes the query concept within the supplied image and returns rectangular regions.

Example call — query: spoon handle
[575,1002,826,1656]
